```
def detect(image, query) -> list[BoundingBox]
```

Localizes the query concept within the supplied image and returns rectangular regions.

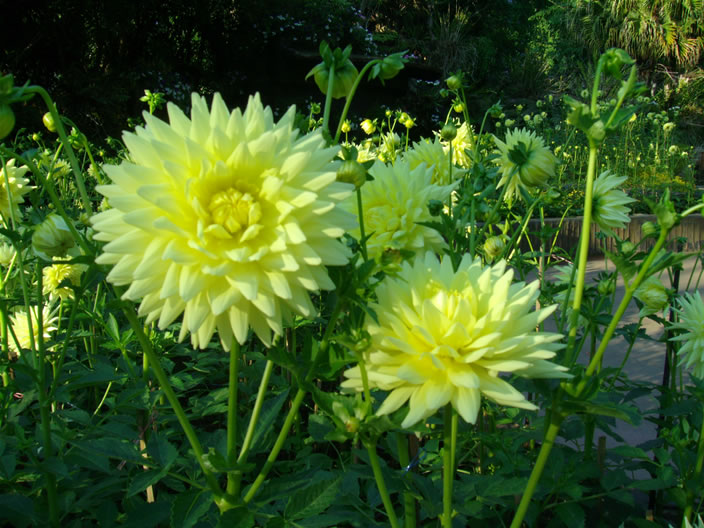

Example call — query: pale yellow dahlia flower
[0,158,33,221]
[493,128,556,202]
[670,292,704,379]
[91,93,355,349]
[342,252,568,427]
[32,214,76,260]
[43,259,86,300]
[404,137,461,185]
[591,170,635,235]
[440,121,474,169]
[347,160,457,261]
[0,242,16,267]
[8,304,59,359]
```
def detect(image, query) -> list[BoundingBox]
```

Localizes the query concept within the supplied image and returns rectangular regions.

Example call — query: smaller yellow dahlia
[0,158,33,222]
[670,292,704,379]
[493,128,556,202]
[404,137,461,185]
[439,121,474,169]
[8,304,59,359]
[591,171,635,235]
[342,252,568,427]
[347,160,457,261]
[43,259,86,300]
[0,242,16,267]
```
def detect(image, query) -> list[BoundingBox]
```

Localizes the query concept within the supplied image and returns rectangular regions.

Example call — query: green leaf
[218,507,254,528]
[609,446,650,459]
[170,489,213,528]
[250,389,290,453]
[480,476,528,497]
[127,468,169,498]
[0,494,37,527]
[147,433,177,468]
[284,475,341,520]
[123,498,172,528]
[555,502,585,528]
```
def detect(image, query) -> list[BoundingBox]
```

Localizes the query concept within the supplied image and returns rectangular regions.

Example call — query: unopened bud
[42,112,57,133]
[484,236,506,260]
[336,160,367,189]
[441,123,457,141]
[641,221,658,238]
[446,75,462,91]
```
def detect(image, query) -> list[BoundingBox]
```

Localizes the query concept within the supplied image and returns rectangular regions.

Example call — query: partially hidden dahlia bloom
[634,276,668,317]
[591,171,635,235]
[404,137,461,185]
[440,121,474,169]
[493,128,556,203]
[670,292,704,379]
[0,242,16,267]
[342,252,568,427]
[8,304,59,359]
[91,93,355,349]
[0,158,33,221]
[43,259,87,300]
[346,160,457,261]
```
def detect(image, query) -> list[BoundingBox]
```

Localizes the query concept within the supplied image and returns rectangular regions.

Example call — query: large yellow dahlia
[8,304,59,359]
[342,252,568,428]
[346,160,457,261]
[91,93,355,349]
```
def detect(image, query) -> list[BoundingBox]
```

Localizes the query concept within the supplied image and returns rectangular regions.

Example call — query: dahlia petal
[453,387,480,423]
[378,386,415,415]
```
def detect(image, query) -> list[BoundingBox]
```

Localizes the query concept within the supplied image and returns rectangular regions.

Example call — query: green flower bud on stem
[0,104,15,139]
[441,123,457,141]
[446,74,463,91]
[336,160,367,189]
[42,112,57,133]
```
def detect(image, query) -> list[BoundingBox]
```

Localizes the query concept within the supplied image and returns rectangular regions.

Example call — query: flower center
[208,187,262,235]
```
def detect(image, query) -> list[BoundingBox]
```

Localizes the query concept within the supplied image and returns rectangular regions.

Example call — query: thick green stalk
[121,307,223,502]
[226,340,241,497]
[25,86,92,212]
[366,438,400,528]
[442,405,455,528]
[243,298,344,503]
[35,265,59,527]
[510,414,564,528]
[396,433,416,528]
[564,141,599,367]
[333,60,379,144]
[356,188,368,261]
[321,66,336,137]
[683,401,704,526]
[238,360,274,463]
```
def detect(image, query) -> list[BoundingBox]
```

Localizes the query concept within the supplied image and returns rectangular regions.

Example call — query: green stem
[226,340,241,497]
[579,228,669,386]
[35,264,59,527]
[366,438,400,528]
[321,66,336,138]
[243,297,344,503]
[511,414,564,528]
[683,401,704,526]
[121,307,223,502]
[564,141,599,366]
[238,360,274,463]
[356,188,368,261]
[396,433,416,528]
[333,61,379,144]
[25,86,92,212]
[442,405,455,528]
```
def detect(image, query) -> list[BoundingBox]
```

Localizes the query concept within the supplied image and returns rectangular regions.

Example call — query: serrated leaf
[217,507,254,528]
[170,489,213,528]
[127,468,169,498]
[0,494,37,527]
[250,389,290,452]
[284,476,341,520]
[555,502,585,528]
[147,434,178,468]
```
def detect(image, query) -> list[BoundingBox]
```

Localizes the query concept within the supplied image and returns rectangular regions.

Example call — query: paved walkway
[548,253,704,450]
